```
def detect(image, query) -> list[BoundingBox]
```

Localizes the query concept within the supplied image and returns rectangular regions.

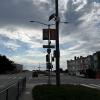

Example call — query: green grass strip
[32,84,100,100]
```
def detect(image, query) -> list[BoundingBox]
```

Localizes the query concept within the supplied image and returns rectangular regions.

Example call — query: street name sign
[43,45,55,48]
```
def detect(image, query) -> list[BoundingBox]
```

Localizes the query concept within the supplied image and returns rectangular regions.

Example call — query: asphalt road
[1,71,100,91]
[27,72,100,90]
[1,71,100,100]
[0,72,27,91]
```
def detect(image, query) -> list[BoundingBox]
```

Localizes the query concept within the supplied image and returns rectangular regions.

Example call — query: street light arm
[29,20,48,26]
[49,23,55,26]
[29,20,55,27]
[60,21,69,24]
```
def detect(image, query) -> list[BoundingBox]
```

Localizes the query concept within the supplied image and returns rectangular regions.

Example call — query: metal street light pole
[29,19,68,86]
[47,24,51,85]
[29,21,54,84]
[55,0,60,86]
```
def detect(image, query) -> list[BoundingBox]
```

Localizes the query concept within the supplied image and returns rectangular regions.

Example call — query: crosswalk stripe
[89,84,100,88]
[81,84,100,90]
[81,84,98,89]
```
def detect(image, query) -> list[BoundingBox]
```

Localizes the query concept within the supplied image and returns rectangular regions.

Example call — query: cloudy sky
[0,0,100,70]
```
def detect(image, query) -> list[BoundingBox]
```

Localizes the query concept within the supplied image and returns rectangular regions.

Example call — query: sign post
[42,25,56,85]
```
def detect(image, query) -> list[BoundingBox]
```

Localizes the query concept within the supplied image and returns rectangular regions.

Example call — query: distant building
[67,60,76,75]
[67,56,87,76]
[93,51,100,71]
[87,55,94,70]
[67,51,100,78]
[67,55,95,77]
[93,51,100,78]
[13,63,23,72]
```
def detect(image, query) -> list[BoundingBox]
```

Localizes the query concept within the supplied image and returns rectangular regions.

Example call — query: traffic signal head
[47,48,51,54]
[46,54,50,62]
[52,57,54,62]
[53,50,56,57]
[46,63,53,69]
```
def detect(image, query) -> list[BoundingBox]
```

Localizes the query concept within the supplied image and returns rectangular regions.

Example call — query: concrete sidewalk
[19,83,35,100]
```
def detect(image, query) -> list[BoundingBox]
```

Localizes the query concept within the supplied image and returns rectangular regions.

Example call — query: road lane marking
[25,91,31,94]
[89,84,100,88]
[13,77,16,79]
[81,84,96,89]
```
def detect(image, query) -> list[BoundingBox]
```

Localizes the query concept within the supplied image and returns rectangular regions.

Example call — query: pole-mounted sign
[43,29,56,40]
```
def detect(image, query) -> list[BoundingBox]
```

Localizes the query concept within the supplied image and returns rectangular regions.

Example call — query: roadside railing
[0,76,26,100]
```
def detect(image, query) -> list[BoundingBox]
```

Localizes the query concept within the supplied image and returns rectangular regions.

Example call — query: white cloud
[26,49,45,57]
[4,42,20,51]
[74,0,87,11]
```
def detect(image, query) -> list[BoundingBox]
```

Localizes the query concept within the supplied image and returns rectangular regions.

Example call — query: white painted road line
[89,84,100,88]
[81,84,97,89]
[13,77,16,79]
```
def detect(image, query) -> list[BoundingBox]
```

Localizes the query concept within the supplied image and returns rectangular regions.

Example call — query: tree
[0,55,16,74]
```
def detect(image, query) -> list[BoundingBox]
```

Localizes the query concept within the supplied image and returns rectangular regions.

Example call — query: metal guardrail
[0,77,26,100]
